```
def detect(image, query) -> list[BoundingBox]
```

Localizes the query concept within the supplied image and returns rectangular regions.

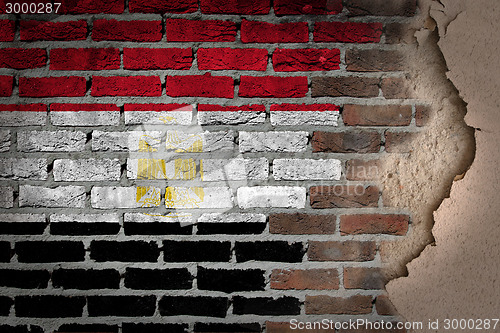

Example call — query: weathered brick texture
[0,0,421,329]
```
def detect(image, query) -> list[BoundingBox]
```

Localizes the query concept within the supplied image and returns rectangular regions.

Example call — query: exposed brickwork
[345,0,417,17]
[270,213,336,234]
[270,269,339,290]
[340,214,410,235]
[310,185,380,208]
[346,49,406,72]
[314,22,383,43]
[305,295,373,314]
[0,1,420,330]
[312,131,382,153]
[343,105,413,126]
[308,241,376,261]
[312,76,379,97]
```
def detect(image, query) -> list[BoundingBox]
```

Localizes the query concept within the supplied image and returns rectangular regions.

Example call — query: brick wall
[0,0,421,332]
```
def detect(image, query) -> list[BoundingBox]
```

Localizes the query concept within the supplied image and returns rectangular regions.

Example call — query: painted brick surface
[50,48,120,71]
[18,131,86,152]
[237,186,306,209]
[0,104,47,126]
[198,104,266,125]
[123,48,193,70]
[50,104,120,126]
[53,159,121,181]
[273,159,341,180]
[19,185,86,208]
[0,1,420,330]
[0,20,14,41]
[239,131,308,152]
[124,103,193,125]
[0,76,12,97]
[20,20,87,41]
[270,104,340,126]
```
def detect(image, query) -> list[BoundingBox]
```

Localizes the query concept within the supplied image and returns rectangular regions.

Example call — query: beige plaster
[388,0,500,330]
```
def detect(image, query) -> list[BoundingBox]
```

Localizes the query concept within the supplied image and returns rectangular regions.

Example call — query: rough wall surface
[0,0,480,332]
[388,0,500,330]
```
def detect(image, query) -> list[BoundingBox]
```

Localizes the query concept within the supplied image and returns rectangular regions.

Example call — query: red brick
[241,20,308,43]
[346,49,405,72]
[416,105,431,127]
[340,214,409,235]
[20,20,87,41]
[19,77,86,97]
[381,77,414,99]
[0,76,12,97]
[269,213,336,234]
[0,20,14,42]
[305,295,372,315]
[239,76,308,98]
[343,105,412,126]
[345,0,417,16]
[314,22,382,43]
[385,132,418,153]
[310,185,379,208]
[50,48,120,71]
[201,0,270,14]
[344,267,385,289]
[0,48,47,69]
[92,20,162,42]
[124,48,192,70]
[166,19,236,42]
[273,49,340,71]
[312,132,381,153]
[274,0,342,15]
[58,0,124,14]
[271,269,339,290]
[91,76,161,97]
[376,295,399,316]
[311,76,379,97]
[166,74,234,98]
[346,159,381,181]
[198,48,268,71]
[198,104,265,112]
[0,104,46,111]
[130,0,197,13]
[51,104,120,111]
[308,241,376,261]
